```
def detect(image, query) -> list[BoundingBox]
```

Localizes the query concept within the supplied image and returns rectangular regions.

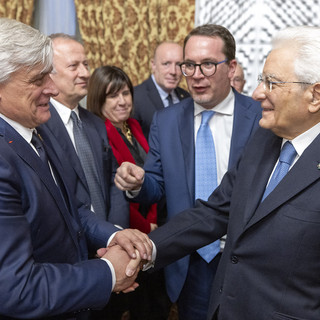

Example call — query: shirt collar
[194,88,234,116]
[151,74,176,101]
[284,121,320,157]
[50,98,79,124]
[0,113,33,143]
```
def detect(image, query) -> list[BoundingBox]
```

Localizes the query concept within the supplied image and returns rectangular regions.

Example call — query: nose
[252,82,265,101]
[193,65,204,79]
[118,94,126,104]
[169,63,177,75]
[44,76,59,97]
[78,63,90,78]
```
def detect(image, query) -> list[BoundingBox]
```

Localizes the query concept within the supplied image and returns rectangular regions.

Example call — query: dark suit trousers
[177,252,221,320]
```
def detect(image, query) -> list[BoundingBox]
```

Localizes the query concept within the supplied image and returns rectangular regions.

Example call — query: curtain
[33,0,78,36]
[74,0,194,86]
[0,0,34,25]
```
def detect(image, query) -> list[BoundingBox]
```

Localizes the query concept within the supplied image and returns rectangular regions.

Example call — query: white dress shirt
[194,88,235,184]
[151,74,179,107]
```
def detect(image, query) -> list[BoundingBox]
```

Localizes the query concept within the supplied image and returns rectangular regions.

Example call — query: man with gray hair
[124,25,320,319]
[0,18,150,319]
[38,33,129,229]
[230,60,246,93]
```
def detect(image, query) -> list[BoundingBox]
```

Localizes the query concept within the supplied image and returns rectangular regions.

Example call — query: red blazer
[105,118,157,233]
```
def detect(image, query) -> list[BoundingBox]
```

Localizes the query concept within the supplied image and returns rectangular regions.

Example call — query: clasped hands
[97,228,153,294]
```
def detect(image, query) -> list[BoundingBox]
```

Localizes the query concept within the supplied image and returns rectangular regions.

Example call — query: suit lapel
[1,120,78,235]
[229,90,260,169]
[245,132,320,230]
[178,99,195,202]
[45,104,89,190]
[174,87,189,101]
[146,77,165,111]
[242,133,282,226]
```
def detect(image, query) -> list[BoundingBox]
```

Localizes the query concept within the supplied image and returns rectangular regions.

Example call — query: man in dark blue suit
[115,24,261,319]
[124,25,320,320]
[133,41,190,140]
[38,33,129,229]
[0,18,150,319]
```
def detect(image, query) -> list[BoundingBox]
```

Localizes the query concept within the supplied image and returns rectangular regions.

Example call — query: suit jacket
[149,126,320,320]
[0,118,119,319]
[133,76,190,139]
[133,89,262,302]
[38,103,129,228]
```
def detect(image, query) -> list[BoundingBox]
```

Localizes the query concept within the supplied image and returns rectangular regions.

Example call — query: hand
[109,229,153,262]
[150,223,158,231]
[115,162,145,191]
[102,245,141,293]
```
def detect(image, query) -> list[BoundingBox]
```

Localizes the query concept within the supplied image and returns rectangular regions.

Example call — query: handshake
[97,228,153,294]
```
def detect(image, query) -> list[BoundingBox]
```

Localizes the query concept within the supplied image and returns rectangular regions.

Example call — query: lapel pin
[38,133,43,141]
[317,163,320,170]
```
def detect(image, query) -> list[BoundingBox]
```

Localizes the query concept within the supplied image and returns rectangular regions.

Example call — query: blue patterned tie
[261,141,297,202]
[71,111,106,219]
[195,110,220,263]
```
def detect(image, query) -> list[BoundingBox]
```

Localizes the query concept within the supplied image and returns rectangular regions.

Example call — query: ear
[309,83,320,113]
[150,58,156,73]
[228,59,237,79]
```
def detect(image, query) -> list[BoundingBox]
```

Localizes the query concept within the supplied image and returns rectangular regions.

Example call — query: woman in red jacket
[87,65,157,234]
[87,66,164,320]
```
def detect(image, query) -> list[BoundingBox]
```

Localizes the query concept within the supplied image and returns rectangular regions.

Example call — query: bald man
[230,61,246,93]
[133,41,190,139]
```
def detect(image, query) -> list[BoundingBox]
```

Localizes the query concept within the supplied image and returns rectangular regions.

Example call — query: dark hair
[87,65,134,119]
[183,24,236,62]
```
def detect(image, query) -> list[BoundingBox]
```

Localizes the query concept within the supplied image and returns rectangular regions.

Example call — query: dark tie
[31,131,50,170]
[70,111,106,219]
[167,93,173,107]
[261,141,297,202]
[195,110,220,263]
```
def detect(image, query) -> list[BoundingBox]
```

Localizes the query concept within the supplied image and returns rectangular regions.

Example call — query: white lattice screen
[195,0,320,95]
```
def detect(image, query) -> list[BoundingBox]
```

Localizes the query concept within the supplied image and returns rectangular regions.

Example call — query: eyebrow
[264,73,282,81]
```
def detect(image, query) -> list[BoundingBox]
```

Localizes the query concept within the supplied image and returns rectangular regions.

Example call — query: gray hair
[272,26,320,84]
[0,18,53,84]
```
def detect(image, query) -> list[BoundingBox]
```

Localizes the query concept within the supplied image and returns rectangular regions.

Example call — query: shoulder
[175,86,190,99]
[134,76,153,93]
[234,90,261,114]
[155,97,193,119]
[78,106,108,138]
[79,106,104,125]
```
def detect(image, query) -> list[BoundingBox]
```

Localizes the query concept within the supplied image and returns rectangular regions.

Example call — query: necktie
[195,110,220,263]
[167,93,173,107]
[70,111,106,219]
[31,131,50,171]
[261,141,297,202]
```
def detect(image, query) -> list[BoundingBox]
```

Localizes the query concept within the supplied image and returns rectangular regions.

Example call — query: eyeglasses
[257,74,313,92]
[180,59,228,77]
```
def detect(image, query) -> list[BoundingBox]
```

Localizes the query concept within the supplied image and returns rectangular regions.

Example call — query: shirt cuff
[126,188,141,198]
[142,240,157,271]
[100,258,116,290]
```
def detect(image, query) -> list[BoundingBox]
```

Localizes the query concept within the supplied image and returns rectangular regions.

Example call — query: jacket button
[231,255,238,264]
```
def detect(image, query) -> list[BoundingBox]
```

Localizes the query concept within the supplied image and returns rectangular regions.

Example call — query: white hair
[272,26,320,84]
[0,18,53,83]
